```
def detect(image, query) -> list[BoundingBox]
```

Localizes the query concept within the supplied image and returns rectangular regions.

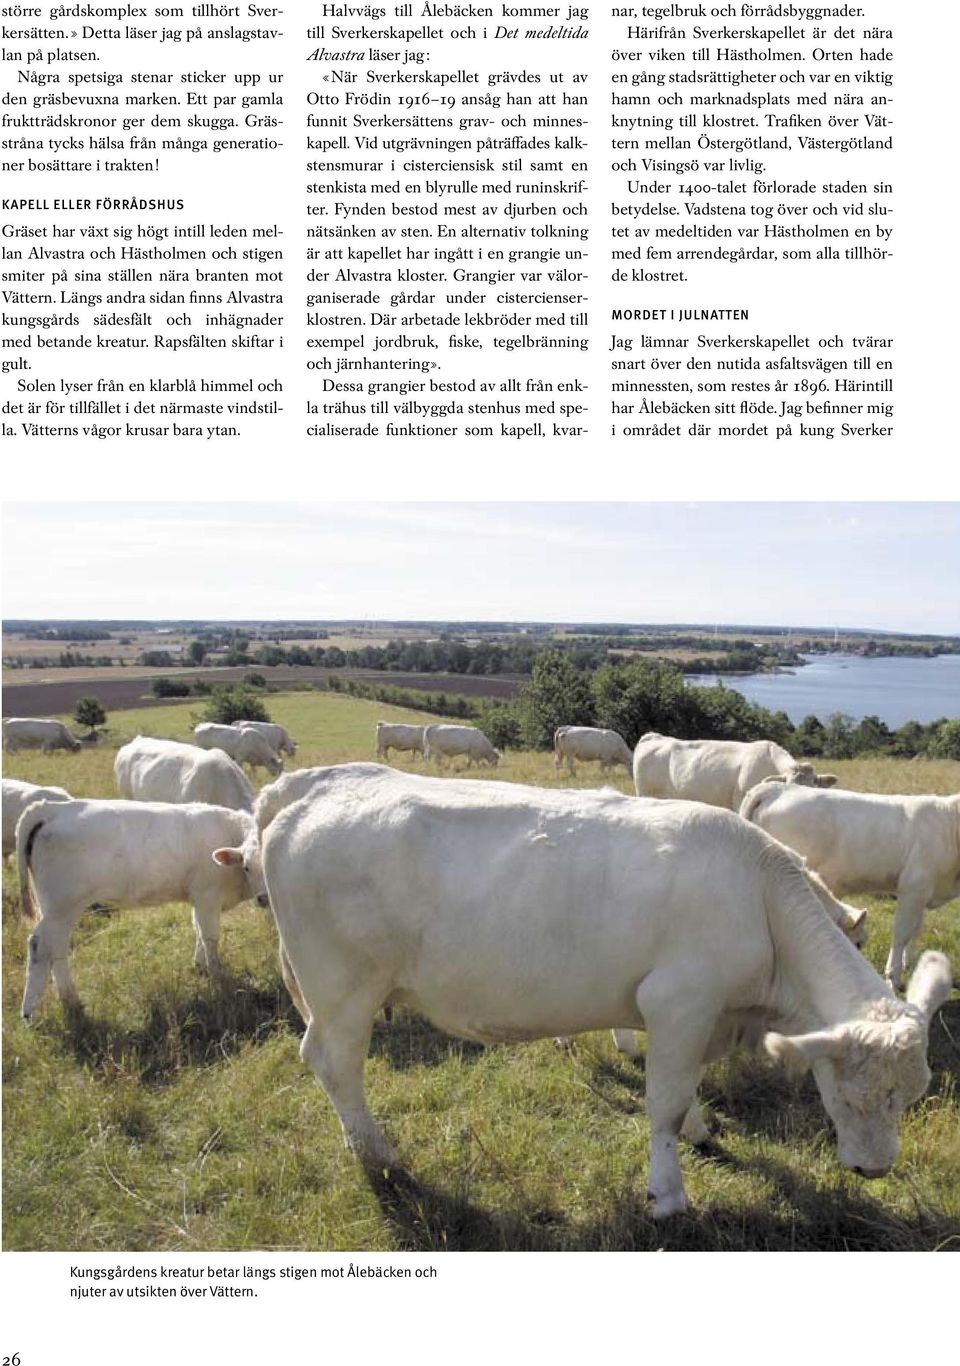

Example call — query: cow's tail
[16,801,47,922]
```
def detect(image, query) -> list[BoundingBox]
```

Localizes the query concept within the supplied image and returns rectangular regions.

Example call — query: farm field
[1,668,521,720]
[3,691,959,1252]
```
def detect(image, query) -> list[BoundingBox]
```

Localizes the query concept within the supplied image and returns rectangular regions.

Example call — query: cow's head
[764,952,951,1176]
[212,823,268,908]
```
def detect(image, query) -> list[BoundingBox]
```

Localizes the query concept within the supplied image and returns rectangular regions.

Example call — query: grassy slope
[3,694,958,1251]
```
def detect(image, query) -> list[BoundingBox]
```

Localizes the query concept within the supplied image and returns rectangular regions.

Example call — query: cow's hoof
[647,1188,688,1219]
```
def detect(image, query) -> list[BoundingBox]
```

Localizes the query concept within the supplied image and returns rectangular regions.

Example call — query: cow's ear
[906,952,952,1025]
[844,906,868,944]
[212,847,243,867]
[816,773,839,788]
[764,1028,847,1078]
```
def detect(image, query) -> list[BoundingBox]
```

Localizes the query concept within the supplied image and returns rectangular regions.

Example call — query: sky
[2,501,958,635]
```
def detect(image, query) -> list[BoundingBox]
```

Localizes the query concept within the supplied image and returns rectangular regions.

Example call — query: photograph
[3,501,958,1255]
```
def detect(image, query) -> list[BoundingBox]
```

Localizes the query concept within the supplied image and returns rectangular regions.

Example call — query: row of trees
[476,653,960,761]
[150,633,790,678]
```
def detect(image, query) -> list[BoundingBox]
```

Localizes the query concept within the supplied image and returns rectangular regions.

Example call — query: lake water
[685,653,960,727]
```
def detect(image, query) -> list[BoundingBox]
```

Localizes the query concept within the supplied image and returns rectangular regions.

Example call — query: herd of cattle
[3,713,958,1218]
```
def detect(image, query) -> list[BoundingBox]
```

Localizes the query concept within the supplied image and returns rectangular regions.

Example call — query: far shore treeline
[5,623,960,679]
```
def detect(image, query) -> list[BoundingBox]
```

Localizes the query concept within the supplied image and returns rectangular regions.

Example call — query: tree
[853,715,891,754]
[591,658,689,746]
[928,718,960,760]
[73,695,106,736]
[479,702,522,750]
[203,685,270,725]
[822,712,857,759]
[795,714,826,756]
[185,639,207,666]
[152,677,191,698]
[892,720,925,758]
[517,650,594,749]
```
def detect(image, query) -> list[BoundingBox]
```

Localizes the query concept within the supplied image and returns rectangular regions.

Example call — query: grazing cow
[375,721,426,762]
[256,765,949,1217]
[249,762,869,1052]
[740,782,960,989]
[423,724,500,768]
[115,736,255,812]
[193,722,283,777]
[2,718,82,754]
[633,734,837,811]
[18,798,265,1018]
[236,720,297,757]
[554,726,632,775]
[2,779,71,858]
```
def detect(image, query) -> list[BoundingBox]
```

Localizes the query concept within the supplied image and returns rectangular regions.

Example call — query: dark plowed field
[2,668,522,718]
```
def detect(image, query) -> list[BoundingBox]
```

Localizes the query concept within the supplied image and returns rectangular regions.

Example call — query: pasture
[3,691,959,1251]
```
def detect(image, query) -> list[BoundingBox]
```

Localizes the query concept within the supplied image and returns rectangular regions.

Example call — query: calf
[18,798,264,1018]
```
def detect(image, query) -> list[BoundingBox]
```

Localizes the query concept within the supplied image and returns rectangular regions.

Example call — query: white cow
[633,734,837,811]
[2,779,71,858]
[193,722,283,776]
[18,798,265,1018]
[740,782,960,989]
[115,736,255,812]
[423,724,500,768]
[249,762,868,1046]
[252,765,949,1217]
[375,721,426,762]
[237,720,297,757]
[2,718,82,754]
[554,726,632,775]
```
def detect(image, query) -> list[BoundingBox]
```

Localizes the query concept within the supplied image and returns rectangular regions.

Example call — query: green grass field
[3,692,959,1251]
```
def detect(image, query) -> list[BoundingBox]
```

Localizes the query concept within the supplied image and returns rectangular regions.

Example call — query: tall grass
[3,694,958,1251]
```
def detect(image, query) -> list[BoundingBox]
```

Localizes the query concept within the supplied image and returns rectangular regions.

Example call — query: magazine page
[2,0,957,1361]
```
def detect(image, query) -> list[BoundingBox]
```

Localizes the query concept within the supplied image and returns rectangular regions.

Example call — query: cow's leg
[300,998,396,1167]
[635,976,718,1217]
[23,908,82,1017]
[612,1028,641,1059]
[679,1070,710,1146]
[279,942,310,1023]
[886,878,932,991]
[191,901,223,974]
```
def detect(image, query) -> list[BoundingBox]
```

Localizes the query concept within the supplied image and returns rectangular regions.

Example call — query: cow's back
[741,784,929,894]
[263,781,775,1041]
